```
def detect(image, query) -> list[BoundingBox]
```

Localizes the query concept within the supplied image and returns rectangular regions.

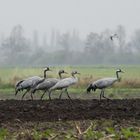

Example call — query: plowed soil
[0,99,140,123]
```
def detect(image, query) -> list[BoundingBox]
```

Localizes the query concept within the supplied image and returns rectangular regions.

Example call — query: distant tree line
[0,24,140,67]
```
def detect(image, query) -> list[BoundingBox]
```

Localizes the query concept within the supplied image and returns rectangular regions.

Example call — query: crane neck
[71,73,76,78]
[44,70,47,79]
[59,73,62,79]
[116,71,120,80]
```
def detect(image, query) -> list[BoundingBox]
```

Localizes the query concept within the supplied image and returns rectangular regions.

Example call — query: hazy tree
[42,32,48,49]
[1,25,30,66]
[50,29,56,50]
[0,24,140,66]
[59,32,71,50]
[116,25,126,52]
[84,32,105,63]
[32,30,39,49]
[131,29,140,53]
[0,32,5,64]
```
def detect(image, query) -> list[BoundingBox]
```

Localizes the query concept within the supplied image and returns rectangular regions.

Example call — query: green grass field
[0,65,140,80]
[0,65,140,83]
[0,65,140,99]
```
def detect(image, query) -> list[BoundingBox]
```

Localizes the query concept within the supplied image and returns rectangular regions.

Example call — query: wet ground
[0,99,140,123]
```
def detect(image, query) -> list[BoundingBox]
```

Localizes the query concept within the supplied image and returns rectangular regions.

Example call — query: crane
[87,69,124,100]
[15,67,51,100]
[110,33,118,41]
[30,70,68,100]
[49,71,80,100]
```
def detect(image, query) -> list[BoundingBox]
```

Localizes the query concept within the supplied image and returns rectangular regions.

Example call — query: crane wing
[35,78,59,90]
[15,80,24,88]
[51,77,76,90]
[93,77,117,88]
[19,76,43,89]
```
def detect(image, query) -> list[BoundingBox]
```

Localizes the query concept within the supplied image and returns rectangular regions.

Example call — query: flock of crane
[15,67,124,101]
[15,34,124,101]
[15,68,80,100]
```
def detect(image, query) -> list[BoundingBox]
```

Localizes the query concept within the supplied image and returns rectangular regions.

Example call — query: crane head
[116,69,124,73]
[44,67,52,71]
[71,71,80,75]
[58,70,68,74]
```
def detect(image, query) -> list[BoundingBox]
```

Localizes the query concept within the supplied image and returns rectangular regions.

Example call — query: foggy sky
[0,0,139,39]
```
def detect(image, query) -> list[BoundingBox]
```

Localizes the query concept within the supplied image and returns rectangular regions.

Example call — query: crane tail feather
[87,84,97,93]
[86,84,92,93]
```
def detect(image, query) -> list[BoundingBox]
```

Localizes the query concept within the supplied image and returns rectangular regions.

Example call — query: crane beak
[64,72,68,74]
[77,72,80,75]
[121,71,124,73]
[49,69,52,71]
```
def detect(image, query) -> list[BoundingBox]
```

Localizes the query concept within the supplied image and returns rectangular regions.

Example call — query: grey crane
[87,69,124,100]
[110,34,118,41]
[15,67,51,100]
[49,71,80,100]
[30,70,68,100]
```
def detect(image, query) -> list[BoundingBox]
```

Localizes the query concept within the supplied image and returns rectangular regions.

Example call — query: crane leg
[59,90,63,99]
[30,89,36,100]
[48,91,52,100]
[15,89,19,96]
[21,89,30,100]
[100,90,103,101]
[65,89,72,100]
[102,90,110,100]
[31,92,34,100]
[31,89,36,94]
[40,90,47,100]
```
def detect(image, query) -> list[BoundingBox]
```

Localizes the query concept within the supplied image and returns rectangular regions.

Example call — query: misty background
[0,0,140,66]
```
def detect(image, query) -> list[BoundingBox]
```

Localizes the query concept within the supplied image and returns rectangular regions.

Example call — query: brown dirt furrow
[0,99,140,123]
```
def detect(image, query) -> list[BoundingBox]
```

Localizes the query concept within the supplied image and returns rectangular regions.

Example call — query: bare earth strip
[0,99,139,123]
